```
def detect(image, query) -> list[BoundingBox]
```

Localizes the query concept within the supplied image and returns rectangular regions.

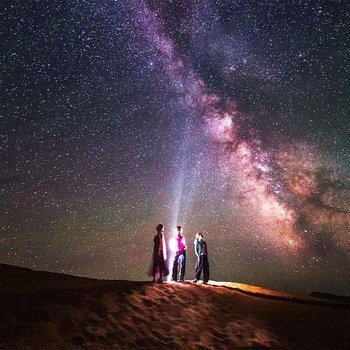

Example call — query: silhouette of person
[151,224,168,283]
[192,233,209,284]
[172,226,187,282]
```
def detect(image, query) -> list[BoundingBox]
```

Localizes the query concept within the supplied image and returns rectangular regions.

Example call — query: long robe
[148,233,169,277]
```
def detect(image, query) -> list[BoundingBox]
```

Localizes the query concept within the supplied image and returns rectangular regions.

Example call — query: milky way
[1,0,350,294]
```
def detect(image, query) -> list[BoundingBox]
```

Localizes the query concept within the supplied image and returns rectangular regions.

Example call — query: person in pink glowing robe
[171,226,187,282]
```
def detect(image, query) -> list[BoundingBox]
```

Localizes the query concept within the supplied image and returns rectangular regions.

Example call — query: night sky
[1,0,350,295]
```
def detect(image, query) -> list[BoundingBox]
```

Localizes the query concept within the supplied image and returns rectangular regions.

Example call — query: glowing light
[169,236,178,253]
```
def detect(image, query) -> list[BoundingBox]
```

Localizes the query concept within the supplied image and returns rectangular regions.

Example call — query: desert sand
[1,263,350,349]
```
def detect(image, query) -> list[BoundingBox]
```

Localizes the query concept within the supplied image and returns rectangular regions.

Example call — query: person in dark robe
[151,224,168,283]
[172,226,187,282]
[192,232,210,284]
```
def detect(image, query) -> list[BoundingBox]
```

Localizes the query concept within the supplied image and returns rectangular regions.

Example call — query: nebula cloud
[137,0,350,263]
[202,94,304,254]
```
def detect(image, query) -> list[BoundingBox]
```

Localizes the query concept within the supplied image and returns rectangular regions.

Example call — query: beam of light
[167,183,183,281]
[167,128,192,281]
[131,1,200,280]
[170,154,186,233]
[168,236,178,253]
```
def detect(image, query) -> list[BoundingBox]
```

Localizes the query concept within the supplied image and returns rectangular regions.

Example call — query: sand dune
[1,263,350,349]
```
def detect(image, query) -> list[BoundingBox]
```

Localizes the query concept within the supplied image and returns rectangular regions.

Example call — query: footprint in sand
[131,315,145,326]
[120,321,135,332]
[129,303,144,314]
[151,329,173,344]
[158,296,171,303]
[212,330,229,341]
[141,298,154,308]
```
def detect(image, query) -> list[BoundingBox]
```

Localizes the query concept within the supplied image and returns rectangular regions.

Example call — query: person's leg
[177,254,183,280]
[158,258,164,282]
[179,253,186,280]
[172,254,179,281]
[152,257,157,281]
[194,256,203,281]
[194,257,199,280]
[203,256,210,283]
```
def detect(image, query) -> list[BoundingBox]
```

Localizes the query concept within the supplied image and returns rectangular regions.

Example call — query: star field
[1,0,350,294]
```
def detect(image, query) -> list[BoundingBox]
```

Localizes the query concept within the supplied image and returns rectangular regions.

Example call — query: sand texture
[1,263,350,349]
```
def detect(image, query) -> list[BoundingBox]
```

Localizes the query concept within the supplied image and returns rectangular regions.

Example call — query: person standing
[152,224,168,283]
[192,233,209,284]
[172,226,186,282]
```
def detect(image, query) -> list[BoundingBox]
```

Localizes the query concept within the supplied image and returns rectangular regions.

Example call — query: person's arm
[194,239,199,257]
[202,241,207,255]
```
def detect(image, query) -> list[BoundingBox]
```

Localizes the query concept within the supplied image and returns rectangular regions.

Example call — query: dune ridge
[1,263,350,349]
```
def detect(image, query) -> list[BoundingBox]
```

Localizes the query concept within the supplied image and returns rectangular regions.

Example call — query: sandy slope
[0,264,350,349]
